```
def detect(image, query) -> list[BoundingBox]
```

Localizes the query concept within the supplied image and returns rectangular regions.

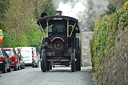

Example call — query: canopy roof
[37,15,79,29]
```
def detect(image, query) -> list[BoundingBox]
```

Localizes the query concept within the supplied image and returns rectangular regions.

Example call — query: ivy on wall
[90,1,128,72]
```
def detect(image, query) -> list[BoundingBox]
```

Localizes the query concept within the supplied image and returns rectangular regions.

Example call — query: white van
[20,47,39,68]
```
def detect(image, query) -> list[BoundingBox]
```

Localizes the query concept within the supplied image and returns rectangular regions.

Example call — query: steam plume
[52,0,109,30]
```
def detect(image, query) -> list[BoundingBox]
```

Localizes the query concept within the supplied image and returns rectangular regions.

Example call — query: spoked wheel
[71,49,76,72]
[77,51,81,71]
[75,51,81,71]
[75,38,81,71]
[41,49,46,72]
[76,52,81,71]
[75,57,78,71]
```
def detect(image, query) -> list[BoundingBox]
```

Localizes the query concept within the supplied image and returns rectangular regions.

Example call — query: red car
[3,48,20,71]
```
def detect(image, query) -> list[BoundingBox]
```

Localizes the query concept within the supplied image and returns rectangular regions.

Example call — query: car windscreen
[4,50,11,55]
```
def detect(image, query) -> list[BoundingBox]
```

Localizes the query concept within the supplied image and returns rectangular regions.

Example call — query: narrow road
[0,66,95,85]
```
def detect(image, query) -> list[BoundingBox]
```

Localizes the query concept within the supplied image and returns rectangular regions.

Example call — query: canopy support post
[67,20,69,37]
[39,23,46,37]
[47,20,49,37]
[69,23,76,37]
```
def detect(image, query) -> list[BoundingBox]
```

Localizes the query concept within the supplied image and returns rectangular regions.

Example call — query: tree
[108,0,128,8]
[34,0,55,18]
[0,0,9,29]
[1,0,55,47]
[106,3,116,15]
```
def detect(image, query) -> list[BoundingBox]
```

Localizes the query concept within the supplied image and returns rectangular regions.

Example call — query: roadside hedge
[90,1,128,72]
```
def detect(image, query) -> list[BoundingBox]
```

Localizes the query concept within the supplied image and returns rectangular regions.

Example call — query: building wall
[81,32,94,67]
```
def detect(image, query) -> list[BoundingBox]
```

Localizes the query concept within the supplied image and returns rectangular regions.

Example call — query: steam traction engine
[37,12,81,72]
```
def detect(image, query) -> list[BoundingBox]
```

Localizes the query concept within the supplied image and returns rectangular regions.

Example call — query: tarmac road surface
[0,66,95,85]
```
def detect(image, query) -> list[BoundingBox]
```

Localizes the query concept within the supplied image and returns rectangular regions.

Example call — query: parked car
[0,48,11,73]
[3,48,20,71]
[20,47,39,68]
[15,48,25,69]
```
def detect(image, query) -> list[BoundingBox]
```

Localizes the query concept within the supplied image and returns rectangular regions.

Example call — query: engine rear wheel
[41,49,46,72]
[78,51,81,71]
[75,38,81,71]
[75,51,81,71]
[71,50,76,72]
[76,52,81,71]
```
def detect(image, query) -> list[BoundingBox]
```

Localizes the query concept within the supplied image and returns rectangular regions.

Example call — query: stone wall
[81,32,94,67]
[97,26,128,85]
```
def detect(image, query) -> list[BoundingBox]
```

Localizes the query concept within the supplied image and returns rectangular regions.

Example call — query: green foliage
[3,22,43,47]
[1,0,55,48]
[120,13,128,29]
[108,0,128,8]
[90,2,128,72]
[106,3,116,15]
[119,1,128,29]
[76,33,81,38]
[34,0,55,18]
[0,0,9,18]
[25,22,43,47]
[2,27,10,47]
[116,1,128,29]
[0,0,9,29]
[124,1,128,10]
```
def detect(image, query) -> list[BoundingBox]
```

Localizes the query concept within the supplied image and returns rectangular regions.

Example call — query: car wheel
[32,62,36,68]
[21,64,24,69]
[2,64,7,73]
[7,64,11,72]
[35,62,39,68]
[18,64,21,70]
[20,65,23,69]
[23,63,25,69]
[14,63,18,71]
